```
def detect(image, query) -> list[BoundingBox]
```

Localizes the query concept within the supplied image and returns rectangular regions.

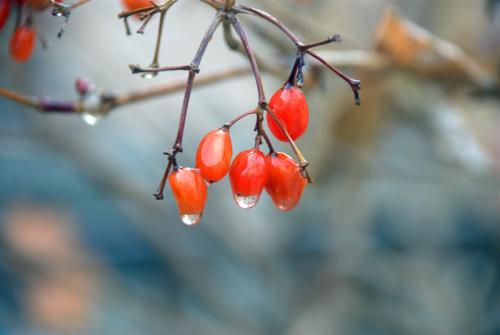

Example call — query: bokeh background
[1,0,499,334]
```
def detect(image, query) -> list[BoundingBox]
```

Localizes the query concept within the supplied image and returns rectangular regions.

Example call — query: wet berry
[121,0,151,11]
[169,167,208,226]
[10,26,36,63]
[196,128,233,183]
[267,85,309,141]
[0,0,11,31]
[229,148,268,209]
[265,152,307,211]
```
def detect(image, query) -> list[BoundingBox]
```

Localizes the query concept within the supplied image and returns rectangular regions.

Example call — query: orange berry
[229,148,268,209]
[265,152,307,211]
[10,26,36,63]
[169,167,208,226]
[267,85,309,141]
[195,128,233,183]
[121,0,151,11]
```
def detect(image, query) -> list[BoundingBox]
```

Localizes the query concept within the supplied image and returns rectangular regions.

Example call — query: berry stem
[265,106,312,183]
[154,160,173,200]
[154,13,223,200]
[225,109,257,128]
[230,16,266,106]
[236,3,361,105]
[129,64,193,74]
[261,129,276,154]
[300,34,342,50]
[286,54,302,87]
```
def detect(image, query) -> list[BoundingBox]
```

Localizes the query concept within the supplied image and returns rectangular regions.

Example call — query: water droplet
[234,194,259,209]
[142,73,156,80]
[81,112,100,126]
[181,213,202,226]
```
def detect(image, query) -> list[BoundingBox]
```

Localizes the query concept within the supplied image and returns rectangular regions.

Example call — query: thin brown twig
[153,13,223,200]
[70,0,92,10]
[129,64,194,74]
[224,109,257,128]
[236,3,361,105]
[230,15,312,181]
[0,67,251,113]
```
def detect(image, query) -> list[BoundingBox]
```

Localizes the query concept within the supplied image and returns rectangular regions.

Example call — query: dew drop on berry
[234,194,259,209]
[181,213,202,226]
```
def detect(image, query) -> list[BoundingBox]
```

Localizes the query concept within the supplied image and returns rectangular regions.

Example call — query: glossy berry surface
[196,128,233,183]
[169,167,208,226]
[0,0,11,31]
[229,148,268,209]
[265,152,307,211]
[267,85,309,142]
[121,0,151,11]
[10,27,36,63]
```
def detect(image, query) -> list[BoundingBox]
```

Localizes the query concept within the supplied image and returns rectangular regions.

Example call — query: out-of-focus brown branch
[375,9,498,91]
[0,67,251,114]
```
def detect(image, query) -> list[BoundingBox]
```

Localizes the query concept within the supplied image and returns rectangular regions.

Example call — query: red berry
[10,26,36,63]
[169,167,208,226]
[0,0,11,31]
[265,152,307,211]
[14,0,28,5]
[229,148,268,209]
[196,128,233,183]
[121,0,151,11]
[267,85,309,142]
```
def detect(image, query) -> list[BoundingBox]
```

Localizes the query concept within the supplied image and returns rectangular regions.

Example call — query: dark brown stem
[228,13,311,180]
[224,109,257,128]
[129,64,194,74]
[265,106,312,183]
[261,129,275,153]
[222,18,280,76]
[154,161,172,200]
[230,16,266,105]
[306,50,361,105]
[300,34,342,50]
[118,4,156,19]
[154,13,223,200]
[236,5,301,46]
[236,4,361,105]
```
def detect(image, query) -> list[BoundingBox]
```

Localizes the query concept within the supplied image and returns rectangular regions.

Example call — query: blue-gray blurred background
[1,0,499,334]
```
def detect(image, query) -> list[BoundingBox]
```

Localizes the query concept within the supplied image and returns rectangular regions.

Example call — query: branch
[236,4,361,105]
[49,0,93,38]
[222,17,281,76]
[0,67,251,114]
[153,12,223,200]
[230,16,312,182]
[230,16,266,105]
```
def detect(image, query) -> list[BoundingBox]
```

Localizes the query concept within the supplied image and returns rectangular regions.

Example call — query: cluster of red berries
[0,0,157,63]
[169,83,310,226]
[0,0,61,62]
